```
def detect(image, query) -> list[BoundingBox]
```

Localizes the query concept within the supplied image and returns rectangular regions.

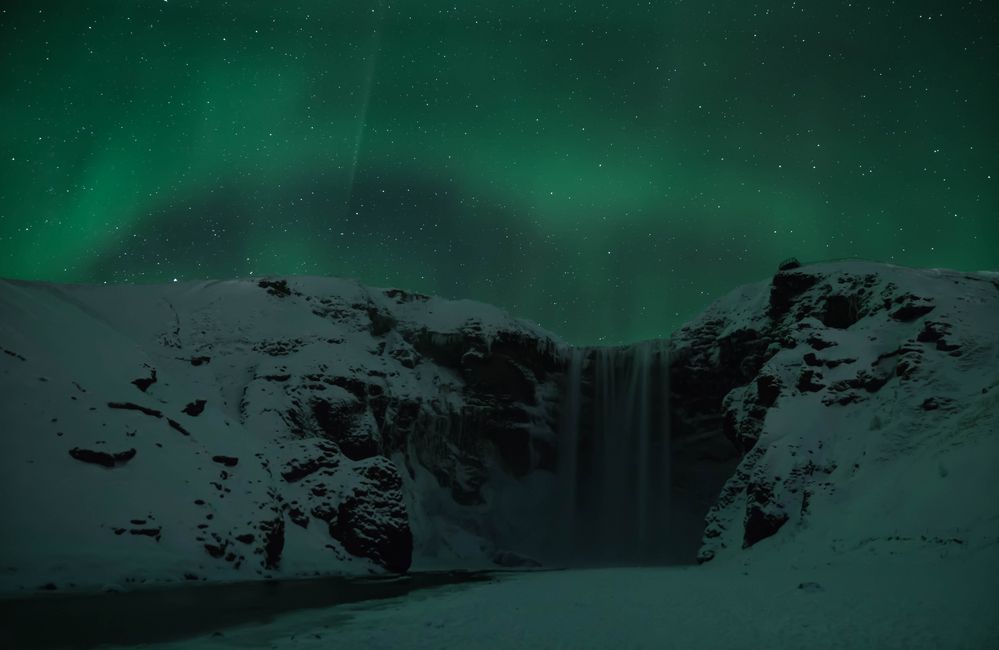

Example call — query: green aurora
[1,1,996,344]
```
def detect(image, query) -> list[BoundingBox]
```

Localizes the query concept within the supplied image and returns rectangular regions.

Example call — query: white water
[558,340,670,563]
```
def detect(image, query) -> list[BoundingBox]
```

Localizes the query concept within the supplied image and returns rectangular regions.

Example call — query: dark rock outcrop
[329,457,412,573]
[131,368,157,392]
[743,481,789,547]
[310,396,377,461]
[769,270,820,319]
[107,402,162,418]
[68,447,136,468]
[258,279,294,297]
[259,516,285,570]
[755,374,781,408]
[183,399,207,416]
[822,294,861,329]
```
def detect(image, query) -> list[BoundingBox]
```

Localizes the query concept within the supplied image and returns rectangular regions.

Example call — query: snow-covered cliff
[670,261,999,563]
[0,276,566,594]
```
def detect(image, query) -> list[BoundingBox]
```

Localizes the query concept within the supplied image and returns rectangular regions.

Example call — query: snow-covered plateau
[1,260,997,648]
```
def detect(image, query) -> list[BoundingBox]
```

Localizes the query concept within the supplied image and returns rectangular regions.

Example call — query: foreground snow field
[130,547,998,650]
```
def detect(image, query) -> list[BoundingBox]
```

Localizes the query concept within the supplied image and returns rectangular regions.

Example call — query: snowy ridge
[0,276,566,595]
[670,261,999,563]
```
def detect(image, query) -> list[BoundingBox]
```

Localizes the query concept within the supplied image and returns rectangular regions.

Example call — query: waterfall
[557,347,584,550]
[557,340,670,564]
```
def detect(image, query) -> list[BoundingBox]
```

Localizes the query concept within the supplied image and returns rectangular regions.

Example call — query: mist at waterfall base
[552,341,675,566]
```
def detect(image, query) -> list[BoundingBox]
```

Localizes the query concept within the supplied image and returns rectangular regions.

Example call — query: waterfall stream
[558,340,670,564]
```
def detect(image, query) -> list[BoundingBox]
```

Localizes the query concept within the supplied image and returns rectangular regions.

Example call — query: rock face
[671,261,999,563]
[0,276,564,593]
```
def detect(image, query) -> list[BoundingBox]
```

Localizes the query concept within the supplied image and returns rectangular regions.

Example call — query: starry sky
[1,1,996,344]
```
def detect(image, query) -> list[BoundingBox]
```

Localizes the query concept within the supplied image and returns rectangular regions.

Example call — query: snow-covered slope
[670,261,999,563]
[0,277,565,595]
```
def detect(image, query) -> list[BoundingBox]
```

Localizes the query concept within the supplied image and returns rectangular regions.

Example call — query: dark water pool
[0,570,493,649]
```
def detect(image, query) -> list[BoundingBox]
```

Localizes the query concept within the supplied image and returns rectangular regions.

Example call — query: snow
[127,548,999,649]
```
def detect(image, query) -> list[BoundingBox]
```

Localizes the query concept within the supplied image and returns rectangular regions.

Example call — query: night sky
[1,2,996,344]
